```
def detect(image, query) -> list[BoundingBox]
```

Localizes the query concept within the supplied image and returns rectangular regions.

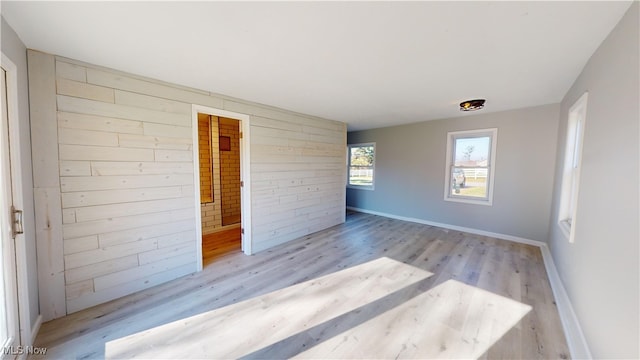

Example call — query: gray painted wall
[1,17,39,329]
[548,3,639,358]
[347,103,560,242]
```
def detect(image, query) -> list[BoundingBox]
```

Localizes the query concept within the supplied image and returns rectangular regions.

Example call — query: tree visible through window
[445,129,497,205]
[348,143,375,189]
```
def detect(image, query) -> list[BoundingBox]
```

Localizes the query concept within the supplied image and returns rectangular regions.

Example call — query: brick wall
[199,115,222,234]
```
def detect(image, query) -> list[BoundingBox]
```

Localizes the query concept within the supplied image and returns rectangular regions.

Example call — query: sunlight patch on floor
[105,257,433,359]
[294,279,532,359]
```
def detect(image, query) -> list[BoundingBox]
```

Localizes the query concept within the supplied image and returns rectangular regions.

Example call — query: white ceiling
[1,1,633,131]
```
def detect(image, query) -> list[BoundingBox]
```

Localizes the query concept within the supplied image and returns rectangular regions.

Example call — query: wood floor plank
[202,227,241,266]
[31,211,570,359]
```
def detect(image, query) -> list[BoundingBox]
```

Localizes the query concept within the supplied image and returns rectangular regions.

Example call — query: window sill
[347,185,374,191]
[558,220,571,241]
[444,196,492,206]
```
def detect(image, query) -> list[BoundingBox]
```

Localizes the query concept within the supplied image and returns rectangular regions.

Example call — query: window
[444,128,497,205]
[198,113,214,203]
[348,143,375,190]
[558,92,588,243]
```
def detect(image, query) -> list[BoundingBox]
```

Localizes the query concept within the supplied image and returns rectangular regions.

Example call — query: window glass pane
[454,136,490,167]
[445,129,496,205]
[572,120,582,168]
[349,145,374,187]
[450,167,488,198]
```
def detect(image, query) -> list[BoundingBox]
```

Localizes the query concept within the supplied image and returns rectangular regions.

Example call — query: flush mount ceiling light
[459,99,486,111]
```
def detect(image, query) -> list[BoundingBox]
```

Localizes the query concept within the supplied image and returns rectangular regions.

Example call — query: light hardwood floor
[202,227,242,267]
[31,211,569,359]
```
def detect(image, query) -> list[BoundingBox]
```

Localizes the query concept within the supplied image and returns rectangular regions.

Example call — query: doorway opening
[192,106,252,270]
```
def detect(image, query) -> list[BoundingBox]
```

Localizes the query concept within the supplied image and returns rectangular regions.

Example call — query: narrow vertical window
[198,113,213,203]
[559,92,588,243]
[444,128,498,205]
[347,143,375,190]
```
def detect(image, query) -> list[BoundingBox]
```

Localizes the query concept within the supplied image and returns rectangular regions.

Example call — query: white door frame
[192,105,252,270]
[1,53,34,349]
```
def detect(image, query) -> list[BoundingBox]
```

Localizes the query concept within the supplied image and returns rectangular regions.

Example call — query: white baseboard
[346,206,591,359]
[539,244,592,359]
[17,314,43,360]
[30,314,42,345]
[346,206,545,247]
[202,222,241,236]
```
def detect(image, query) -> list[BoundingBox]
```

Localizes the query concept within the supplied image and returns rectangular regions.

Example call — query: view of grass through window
[349,144,374,187]
[451,136,490,198]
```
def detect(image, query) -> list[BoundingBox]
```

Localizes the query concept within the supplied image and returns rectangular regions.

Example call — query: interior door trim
[1,52,37,347]
[191,105,253,272]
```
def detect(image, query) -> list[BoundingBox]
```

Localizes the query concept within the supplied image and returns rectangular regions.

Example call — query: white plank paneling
[93,252,195,291]
[143,123,192,139]
[73,197,193,222]
[58,128,119,147]
[251,116,303,132]
[29,50,67,321]
[59,144,154,162]
[251,162,344,172]
[154,149,192,162]
[32,51,347,317]
[56,78,114,103]
[64,255,138,284]
[98,220,195,247]
[62,209,76,224]
[55,60,86,82]
[118,133,192,150]
[224,99,344,131]
[90,161,193,176]
[252,194,342,221]
[156,230,197,248]
[62,208,194,239]
[115,90,191,114]
[30,54,61,187]
[58,112,144,135]
[64,238,159,270]
[61,186,183,208]
[65,280,94,300]
[87,68,223,108]
[138,242,195,265]
[251,169,341,181]
[57,95,191,127]
[251,152,345,166]
[60,174,193,192]
[66,263,196,314]
[181,185,194,197]
[59,161,91,177]
[252,182,338,199]
[63,235,99,255]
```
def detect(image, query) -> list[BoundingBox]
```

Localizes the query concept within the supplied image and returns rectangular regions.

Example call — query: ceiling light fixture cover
[460,99,486,111]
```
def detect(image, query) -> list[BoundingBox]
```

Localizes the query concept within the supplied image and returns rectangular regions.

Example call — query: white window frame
[558,92,588,243]
[347,142,375,190]
[444,128,498,205]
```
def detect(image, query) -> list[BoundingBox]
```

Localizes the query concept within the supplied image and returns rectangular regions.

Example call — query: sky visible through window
[455,136,490,163]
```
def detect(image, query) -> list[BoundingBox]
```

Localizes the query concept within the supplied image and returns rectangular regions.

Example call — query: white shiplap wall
[28,50,346,318]
[55,61,198,313]
[248,114,347,252]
